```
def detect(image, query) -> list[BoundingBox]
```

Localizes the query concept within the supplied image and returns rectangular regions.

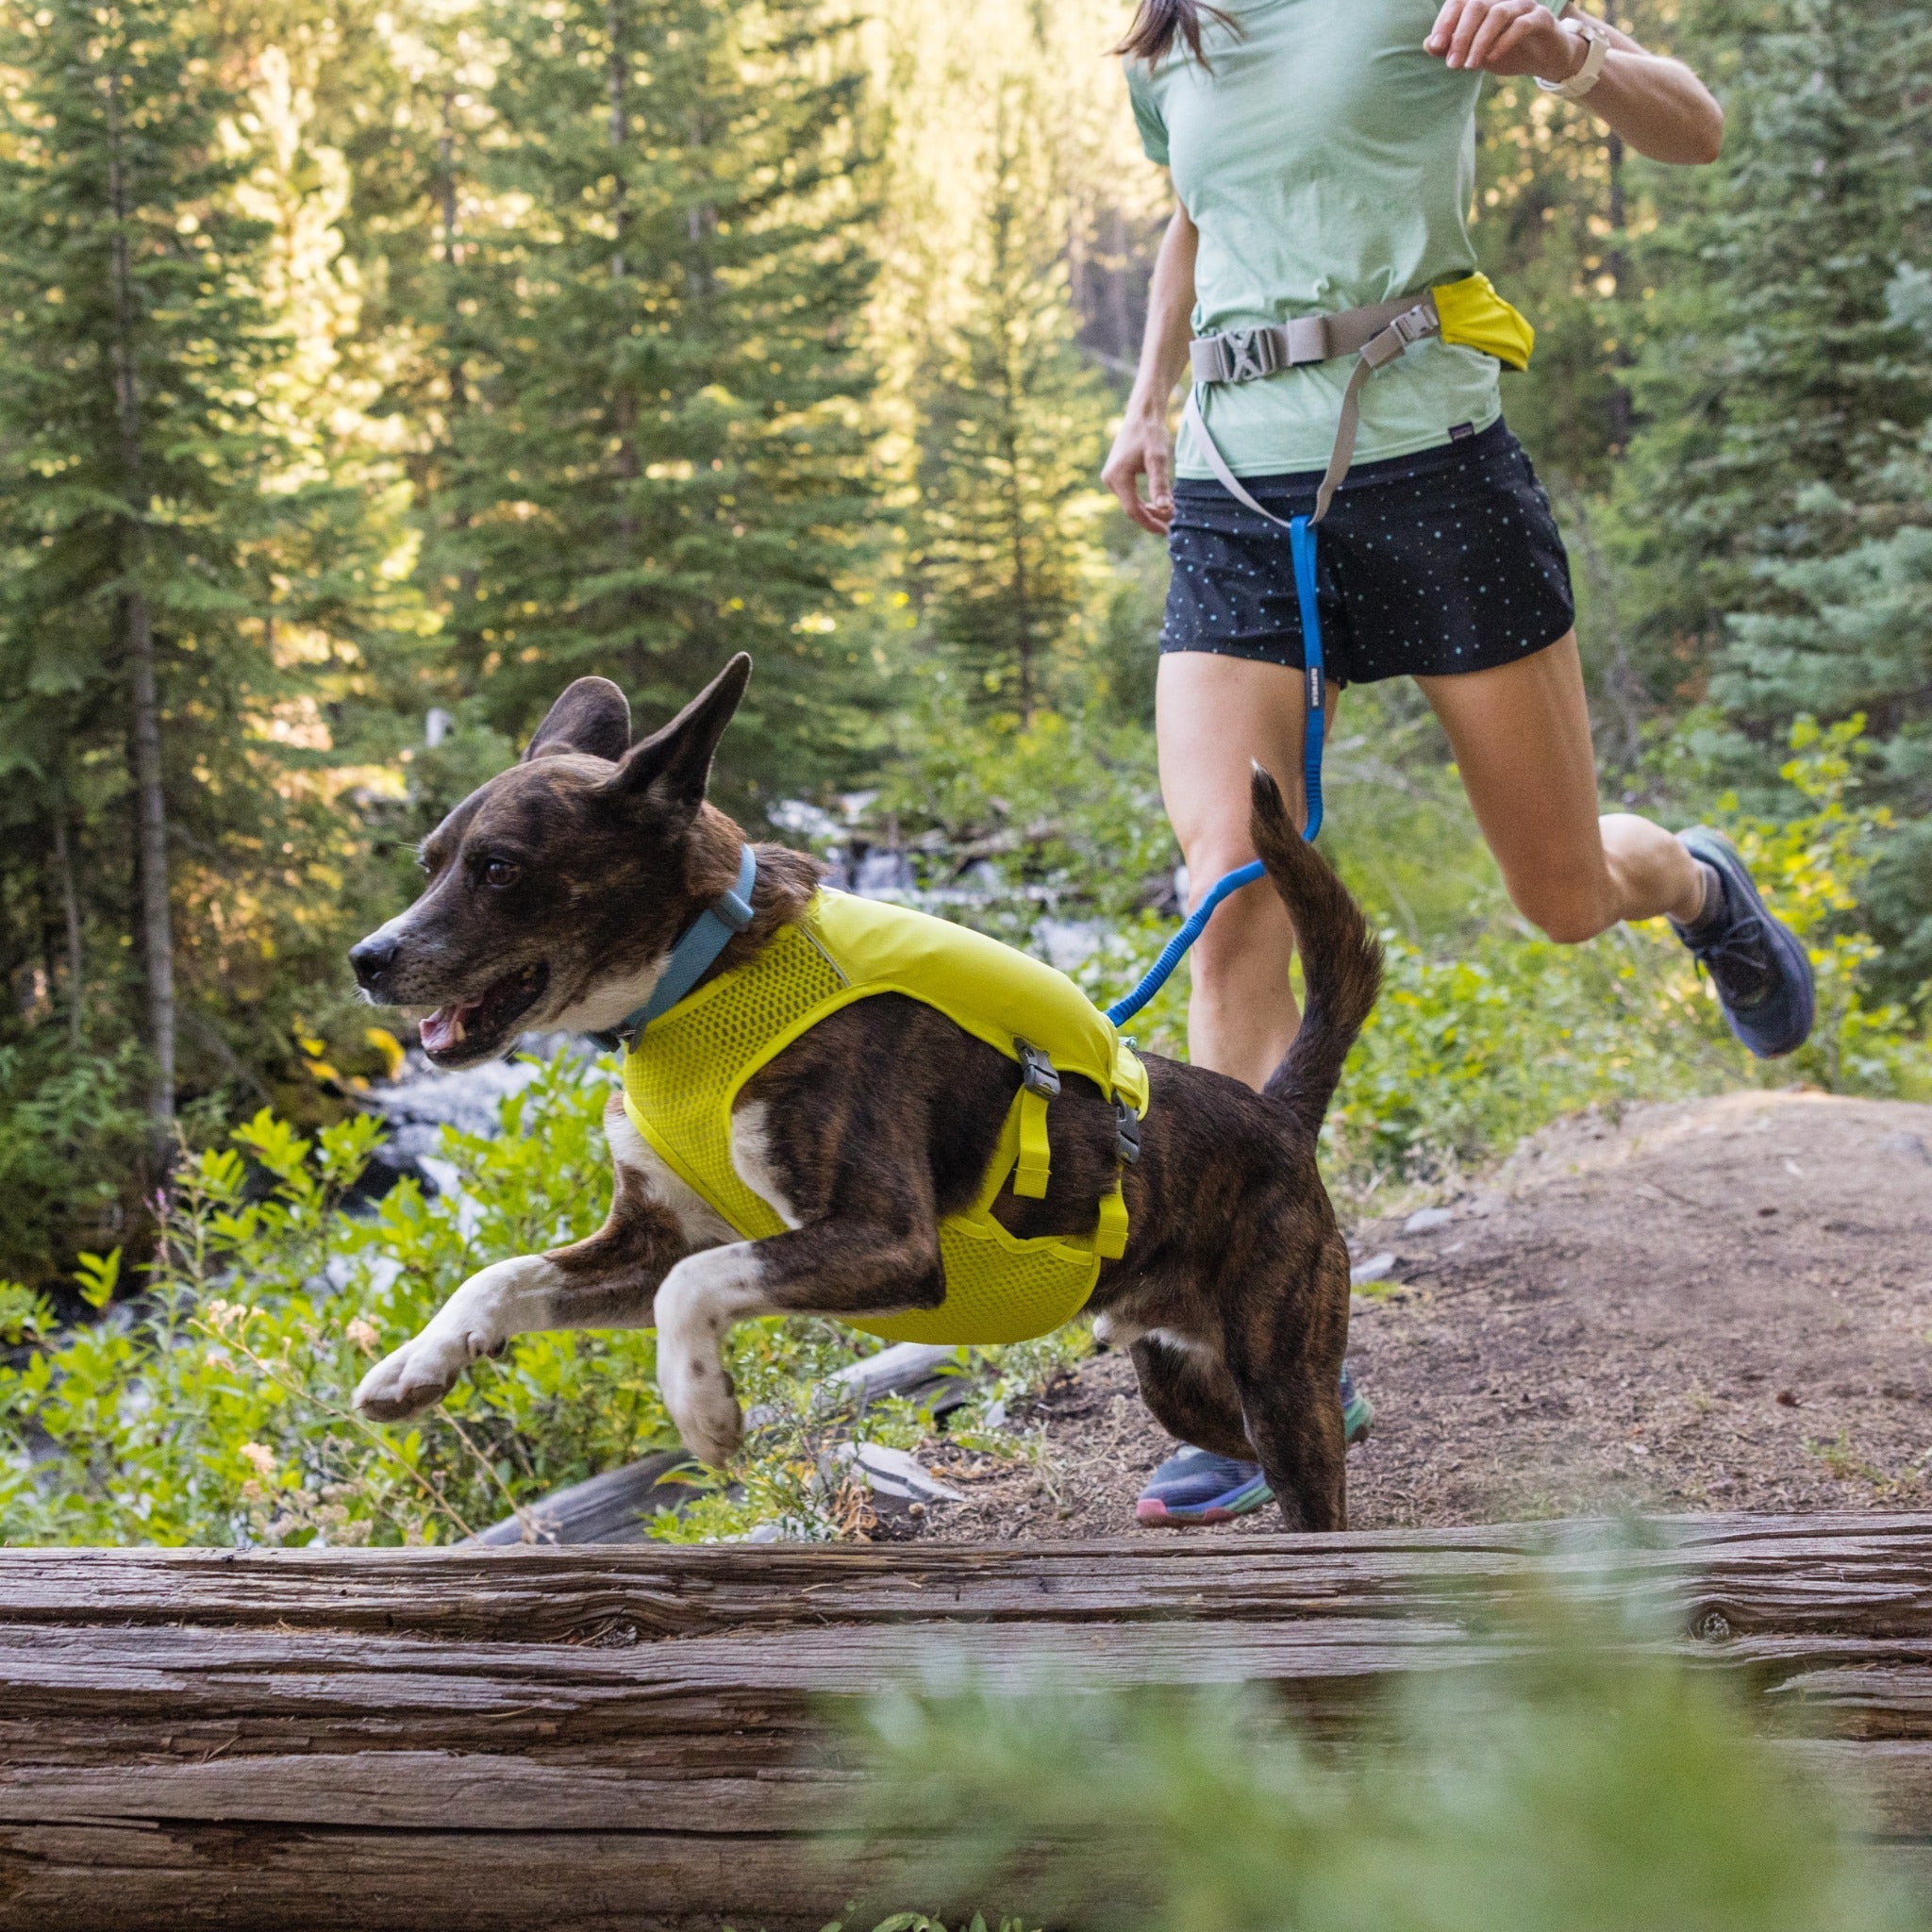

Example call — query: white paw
[660,1349,744,1468]
[353,1322,489,1421]
[653,1242,766,1468]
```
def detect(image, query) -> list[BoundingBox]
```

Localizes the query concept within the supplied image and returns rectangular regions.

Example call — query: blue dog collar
[588,843,758,1053]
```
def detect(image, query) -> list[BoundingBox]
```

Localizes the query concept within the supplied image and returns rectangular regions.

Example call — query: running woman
[1106,0,1816,1526]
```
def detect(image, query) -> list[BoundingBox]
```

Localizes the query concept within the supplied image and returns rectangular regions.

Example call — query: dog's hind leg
[1224,1236,1352,1532]
[1127,1333,1255,1463]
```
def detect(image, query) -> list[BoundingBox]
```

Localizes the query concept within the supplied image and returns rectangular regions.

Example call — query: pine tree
[911,85,1112,717]
[0,0,412,1136]
[1718,514,1932,987]
[1607,0,1932,983]
[427,0,880,801]
[1616,0,1932,664]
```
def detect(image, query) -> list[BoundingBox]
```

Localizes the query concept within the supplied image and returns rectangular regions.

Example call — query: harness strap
[1013,1086,1054,1199]
[1094,1181,1129,1261]
[587,843,758,1052]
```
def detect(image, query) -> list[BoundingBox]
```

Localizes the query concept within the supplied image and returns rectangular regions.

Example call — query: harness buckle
[1016,1041,1060,1099]
[1114,1100,1141,1165]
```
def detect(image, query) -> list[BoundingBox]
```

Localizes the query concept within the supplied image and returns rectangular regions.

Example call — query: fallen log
[4,1513,1932,1931]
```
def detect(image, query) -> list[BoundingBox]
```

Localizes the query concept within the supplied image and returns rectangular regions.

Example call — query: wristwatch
[1537,9,1612,100]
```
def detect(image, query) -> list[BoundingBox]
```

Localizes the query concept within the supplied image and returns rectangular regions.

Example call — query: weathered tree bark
[4,1515,1932,1929]
[100,56,175,1128]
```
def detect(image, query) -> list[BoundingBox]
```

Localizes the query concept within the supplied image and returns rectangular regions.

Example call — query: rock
[826,1441,967,1525]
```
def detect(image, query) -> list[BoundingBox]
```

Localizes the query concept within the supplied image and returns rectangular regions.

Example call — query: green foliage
[0,0,423,1155]
[1617,0,1932,645]
[0,1039,151,1285]
[1329,717,1927,1194]
[1,1056,672,1543]
[910,80,1116,716]
[843,1587,1909,1932]
[1718,520,1932,994]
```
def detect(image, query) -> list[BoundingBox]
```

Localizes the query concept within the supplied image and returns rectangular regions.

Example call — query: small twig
[439,1408,542,1540]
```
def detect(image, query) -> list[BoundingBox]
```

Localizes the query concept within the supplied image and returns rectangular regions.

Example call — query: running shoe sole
[1136,1467,1274,1525]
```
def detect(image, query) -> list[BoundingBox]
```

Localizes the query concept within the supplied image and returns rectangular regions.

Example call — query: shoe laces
[1688,909,1775,1007]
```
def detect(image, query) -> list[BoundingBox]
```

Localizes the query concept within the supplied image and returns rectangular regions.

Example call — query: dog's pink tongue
[419,1005,469,1055]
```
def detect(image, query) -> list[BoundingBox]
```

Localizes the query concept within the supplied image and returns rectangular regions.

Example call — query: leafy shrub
[0,1038,152,1287]
[843,1584,1911,1932]
[0,1054,894,1544]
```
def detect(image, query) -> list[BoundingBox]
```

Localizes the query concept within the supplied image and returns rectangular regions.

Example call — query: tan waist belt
[1187,294,1443,524]
[1186,274,1535,524]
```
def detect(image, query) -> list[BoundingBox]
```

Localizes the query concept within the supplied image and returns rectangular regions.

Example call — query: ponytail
[1114,0,1238,67]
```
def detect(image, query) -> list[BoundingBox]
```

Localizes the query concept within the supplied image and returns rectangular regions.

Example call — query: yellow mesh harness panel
[621,890,1148,1345]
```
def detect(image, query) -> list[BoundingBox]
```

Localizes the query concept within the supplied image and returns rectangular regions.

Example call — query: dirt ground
[909,1090,1932,1540]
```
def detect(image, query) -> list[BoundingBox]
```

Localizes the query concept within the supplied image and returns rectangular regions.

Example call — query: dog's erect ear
[522,677,633,765]
[604,655,751,814]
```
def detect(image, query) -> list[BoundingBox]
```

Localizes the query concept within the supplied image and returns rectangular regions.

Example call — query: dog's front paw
[354,1324,485,1422]
[660,1355,743,1469]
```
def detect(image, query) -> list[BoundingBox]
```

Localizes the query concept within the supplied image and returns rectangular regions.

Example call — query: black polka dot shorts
[1160,420,1575,684]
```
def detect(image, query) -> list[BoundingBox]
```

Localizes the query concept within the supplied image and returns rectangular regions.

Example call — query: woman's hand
[1425,0,1582,78]
[1104,408,1176,537]
[1425,0,1724,164]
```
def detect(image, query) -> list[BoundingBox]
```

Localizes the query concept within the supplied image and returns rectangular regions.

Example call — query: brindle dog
[348,656,1382,1530]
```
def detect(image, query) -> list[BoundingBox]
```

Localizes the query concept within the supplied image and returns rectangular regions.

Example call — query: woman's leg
[1416,632,1706,941]
[1155,651,1326,1090]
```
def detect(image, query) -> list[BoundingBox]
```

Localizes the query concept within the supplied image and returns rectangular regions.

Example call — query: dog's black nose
[349,932,401,993]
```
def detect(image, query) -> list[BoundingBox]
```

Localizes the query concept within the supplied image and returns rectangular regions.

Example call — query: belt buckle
[1223,326,1270,382]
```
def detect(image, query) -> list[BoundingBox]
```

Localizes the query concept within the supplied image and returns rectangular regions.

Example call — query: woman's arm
[1425,0,1724,165]
[1102,201,1198,536]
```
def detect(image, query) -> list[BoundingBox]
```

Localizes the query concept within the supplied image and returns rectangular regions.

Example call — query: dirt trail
[915,1091,1932,1540]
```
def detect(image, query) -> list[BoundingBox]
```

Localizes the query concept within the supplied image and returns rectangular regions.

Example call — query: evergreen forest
[0,0,1927,1315]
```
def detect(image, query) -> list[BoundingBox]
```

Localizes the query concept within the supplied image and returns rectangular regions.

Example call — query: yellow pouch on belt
[1431,272,1535,373]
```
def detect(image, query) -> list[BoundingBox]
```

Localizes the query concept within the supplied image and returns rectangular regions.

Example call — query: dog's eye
[483,858,520,889]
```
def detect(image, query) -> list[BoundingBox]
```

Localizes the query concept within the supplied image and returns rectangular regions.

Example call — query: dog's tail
[1250,764,1382,1142]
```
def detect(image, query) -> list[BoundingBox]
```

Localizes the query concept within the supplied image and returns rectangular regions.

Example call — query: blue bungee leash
[1105,391,1331,1031]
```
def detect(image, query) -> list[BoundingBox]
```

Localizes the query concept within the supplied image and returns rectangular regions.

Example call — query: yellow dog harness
[621,888,1149,1345]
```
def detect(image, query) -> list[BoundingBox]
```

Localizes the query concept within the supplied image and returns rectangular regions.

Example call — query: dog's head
[349,655,754,1068]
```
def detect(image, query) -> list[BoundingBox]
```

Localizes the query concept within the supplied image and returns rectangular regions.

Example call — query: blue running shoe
[1135,1446,1273,1525]
[1135,1365,1374,1525]
[1673,828,1815,1059]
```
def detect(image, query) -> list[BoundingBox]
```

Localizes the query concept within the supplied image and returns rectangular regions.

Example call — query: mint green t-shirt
[1126,0,1551,478]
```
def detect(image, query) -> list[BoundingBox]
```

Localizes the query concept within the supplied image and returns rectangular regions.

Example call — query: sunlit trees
[911,89,1113,718]
[422,0,879,801]
[0,0,413,1153]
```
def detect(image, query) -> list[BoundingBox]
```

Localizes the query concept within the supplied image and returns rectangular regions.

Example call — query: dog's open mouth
[419,963,548,1062]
